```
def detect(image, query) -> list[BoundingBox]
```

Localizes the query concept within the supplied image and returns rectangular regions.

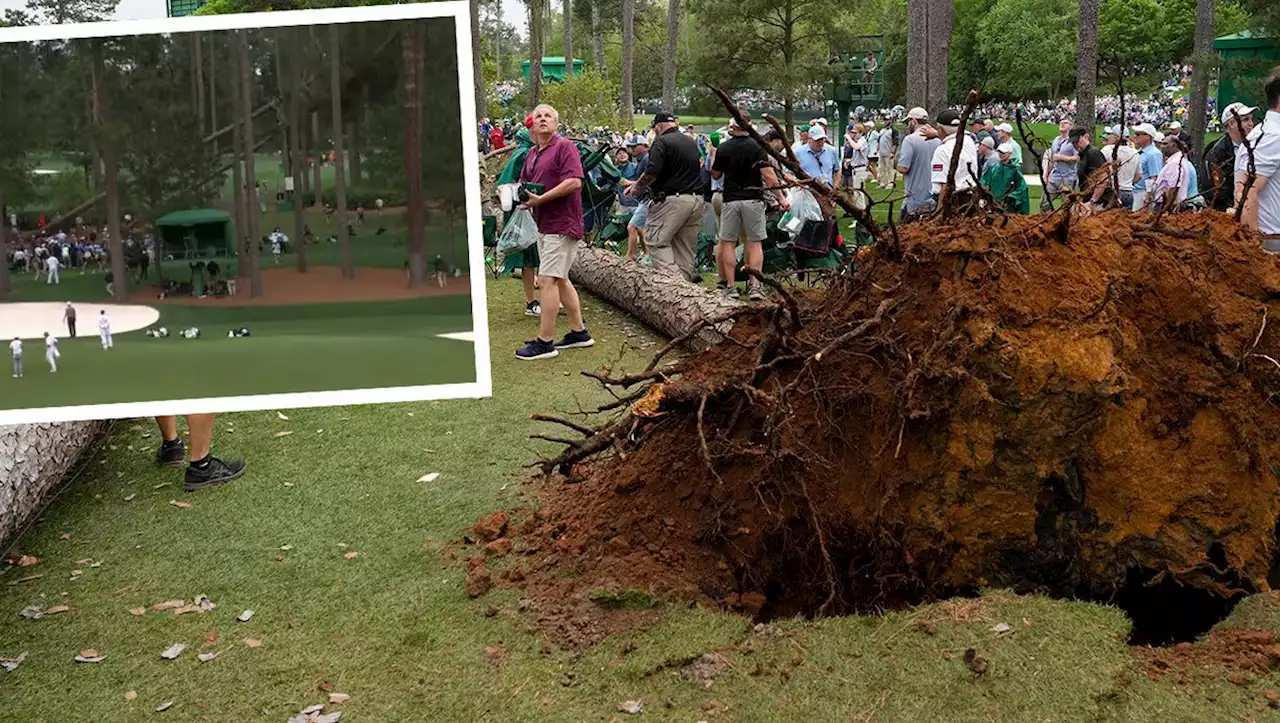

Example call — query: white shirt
[10,340,21,357]
[1236,109,1280,235]
[931,133,980,194]
[46,256,59,270]
[99,316,111,332]
[1101,144,1141,191]
[45,336,57,350]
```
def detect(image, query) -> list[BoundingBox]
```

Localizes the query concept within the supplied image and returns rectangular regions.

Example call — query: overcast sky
[0,0,531,35]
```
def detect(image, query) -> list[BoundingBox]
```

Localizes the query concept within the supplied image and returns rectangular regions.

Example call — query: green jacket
[981,161,1030,215]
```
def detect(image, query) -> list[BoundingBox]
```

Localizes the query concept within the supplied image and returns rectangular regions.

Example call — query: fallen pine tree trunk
[0,422,111,552]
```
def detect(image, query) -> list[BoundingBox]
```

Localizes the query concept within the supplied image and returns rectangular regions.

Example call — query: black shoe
[525,300,541,317]
[516,338,559,360]
[555,329,595,349]
[155,439,185,468]
[183,457,247,492]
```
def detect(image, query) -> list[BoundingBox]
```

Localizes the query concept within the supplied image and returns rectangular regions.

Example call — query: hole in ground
[1114,567,1246,647]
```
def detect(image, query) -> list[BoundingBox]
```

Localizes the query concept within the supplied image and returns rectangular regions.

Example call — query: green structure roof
[1215,30,1280,50]
[156,208,232,226]
[520,57,587,82]
[166,0,206,17]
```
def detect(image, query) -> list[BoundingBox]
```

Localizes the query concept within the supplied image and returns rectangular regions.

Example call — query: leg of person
[553,271,594,351]
[47,350,56,373]
[183,413,247,492]
[742,200,769,301]
[516,234,568,360]
[155,415,185,467]
[716,200,746,298]
[12,355,19,378]
[673,196,706,283]
[643,199,679,274]
[626,201,649,260]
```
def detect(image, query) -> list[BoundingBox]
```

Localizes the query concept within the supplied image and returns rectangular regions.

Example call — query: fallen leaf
[197,651,220,663]
[243,638,261,648]
[0,653,26,672]
[277,412,289,420]
[124,690,137,701]
[156,701,173,712]
[619,700,644,714]
[274,555,286,562]
[329,693,350,704]
[43,605,70,615]
[75,650,106,663]
[316,713,342,723]
[15,555,39,567]
[172,605,200,615]
[76,558,92,565]
[317,680,335,693]
[169,500,192,509]
[129,607,146,616]
[237,609,254,623]
[7,573,43,586]
[280,544,293,551]
[990,622,1012,634]
[152,482,169,490]
[417,473,440,483]
[90,561,102,569]
[204,629,219,645]
[343,552,359,559]
[336,543,347,548]
[123,494,136,502]
[70,570,84,577]
[151,600,184,611]
[20,605,44,620]
[58,533,73,541]
[283,482,295,487]
[195,595,215,612]
[273,431,294,439]
[160,643,186,660]
[301,704,324,715]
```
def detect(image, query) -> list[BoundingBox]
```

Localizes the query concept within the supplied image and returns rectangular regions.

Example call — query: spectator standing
[797,125,839,187]
[1071,128,1108,208]
[981,142,1031,214]
[930,109,979,211]
[626,112,708,282]
[1204,102,1256,212]
[1234,68,1280,251]
[897,107,941,220]
[514,104,594,361]
[1098,126,1141,210]
[710,116,786,301]
[1043,119,1079,209]
[153,415,247,492]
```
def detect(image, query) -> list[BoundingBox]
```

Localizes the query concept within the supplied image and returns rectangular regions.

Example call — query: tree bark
[1187,0,1215,158]
[329,24,353,281]
[570,247,742,351]
[403,23,426,287]
[0,184,9,298]
[591,0,604,77]
[311,110,323,210]
[661,0,679,112]
[470,0,486,118]
[209,33,218,156]
[529,0,544,106]
[239,31,263,298]
[1075,0,1099,130]
[620,0,635,127]
[94,41,126,303]
[195,33,206,134]
[0,422,111,553]
[564,0,574,80]
[351,84,365,184]
[906,0,927,109]
[290,27,308,273]
[229,34,247,280]
[926,0,954,110]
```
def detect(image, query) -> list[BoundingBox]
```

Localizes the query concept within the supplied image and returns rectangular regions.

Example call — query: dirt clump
[500,210,1280,645]
[1137,628,1280,685]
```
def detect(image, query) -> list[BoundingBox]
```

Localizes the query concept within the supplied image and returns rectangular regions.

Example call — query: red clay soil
[131,266,470,306]
[1137,628,1280,686]
[469,209,1280,647]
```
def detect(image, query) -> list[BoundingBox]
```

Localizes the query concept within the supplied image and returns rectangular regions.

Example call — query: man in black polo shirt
[625,111,706,282]
[711,116,787,301]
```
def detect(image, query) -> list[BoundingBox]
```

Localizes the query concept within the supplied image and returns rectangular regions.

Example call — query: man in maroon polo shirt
[514,103,595,361]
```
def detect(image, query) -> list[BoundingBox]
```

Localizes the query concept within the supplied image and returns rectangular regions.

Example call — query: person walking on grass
[514,103,594,361]
[153,414,247,492]
[434,254,448,287]
[43,332,59,373]
[10,337,22,378]
[45,252,60,285]
[64,302,77,338]
[98,310,113,350]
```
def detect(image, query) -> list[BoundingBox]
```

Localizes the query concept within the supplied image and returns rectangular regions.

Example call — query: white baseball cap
[906,107,929,121]
[1222,102,1258,125]
[1168,121,1182,130]
[995,122,1014,134]
[996,142,1015,155]
[808,125,828,141]
[980,136,996,149]
[865,120,875,128]
[1152,130,1166,143]
[1131,123,1158,137]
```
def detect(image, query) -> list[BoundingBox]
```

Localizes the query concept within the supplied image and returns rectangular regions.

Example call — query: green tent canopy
[520,57,586,82]
[155,208,235,260]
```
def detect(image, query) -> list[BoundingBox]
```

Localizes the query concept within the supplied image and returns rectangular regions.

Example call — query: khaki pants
[645,194,706,282]
[877,159,896,187]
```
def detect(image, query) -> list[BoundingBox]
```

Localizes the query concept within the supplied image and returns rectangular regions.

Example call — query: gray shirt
[897,131,941,211]
[1049,135,1078,182]
[878,128,895,159]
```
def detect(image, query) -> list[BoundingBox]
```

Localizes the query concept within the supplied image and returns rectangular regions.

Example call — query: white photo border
[0,1,494,426]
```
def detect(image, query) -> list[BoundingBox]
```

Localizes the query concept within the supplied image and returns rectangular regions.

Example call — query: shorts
[629,200,649,229]
[536,233,581,279]
[718,200,767,243]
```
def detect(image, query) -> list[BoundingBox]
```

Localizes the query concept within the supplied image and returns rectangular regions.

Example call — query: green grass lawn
[0,278,1276,722]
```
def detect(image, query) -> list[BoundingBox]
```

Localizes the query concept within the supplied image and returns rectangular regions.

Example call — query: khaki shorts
[718,199,767,243]
[536,233,580,279]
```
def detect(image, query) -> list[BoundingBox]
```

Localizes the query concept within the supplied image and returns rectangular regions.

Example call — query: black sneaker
[525,300,541,317]
[516,338,559,360]
[555,329,595,349]
[155,439,185,468]
[183,457,247,492]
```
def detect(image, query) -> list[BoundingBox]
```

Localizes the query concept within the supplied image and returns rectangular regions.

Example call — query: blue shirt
[617,161,639,207]
[1136,146,1163,191]
[1187,162,1199,198]
[796,143,839,185]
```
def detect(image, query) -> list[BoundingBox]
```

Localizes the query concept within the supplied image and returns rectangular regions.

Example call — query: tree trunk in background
[0,422,112,553]
[1187,0,1215,158]
[569,247,742,351]
[311,111,323,210]
[661,0,679,112]
[195,33,206,136]
[564,0,573,79]
[229,34,247,281]
[529,0,544,106]
[906,0,927,109]
[1075,0,1099,130]
[351,85,364,184]
[273,30,289,191]
[925,0,953,110]
[239,31,263,298]
[591,0,604,76]
[94,41,127,303]
[209,36,218,157]
[470,0,486,118]
[0,185,9,298]
[290,28,308,273]
[88,68,103,192]
[403,23,426,287]
[620,0,635,126]
[329,24,353,281]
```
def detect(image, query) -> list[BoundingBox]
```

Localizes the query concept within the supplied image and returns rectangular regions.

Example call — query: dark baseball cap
[651,112,677,127]
[936,109,962,128]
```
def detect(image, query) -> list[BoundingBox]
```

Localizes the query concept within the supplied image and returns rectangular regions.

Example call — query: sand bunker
[0,303,160,340]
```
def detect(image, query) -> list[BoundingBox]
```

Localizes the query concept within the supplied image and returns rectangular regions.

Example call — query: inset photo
[0,2,490,424]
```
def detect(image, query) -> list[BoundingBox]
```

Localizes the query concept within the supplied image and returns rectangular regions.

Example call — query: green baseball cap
[800,124,811,132]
